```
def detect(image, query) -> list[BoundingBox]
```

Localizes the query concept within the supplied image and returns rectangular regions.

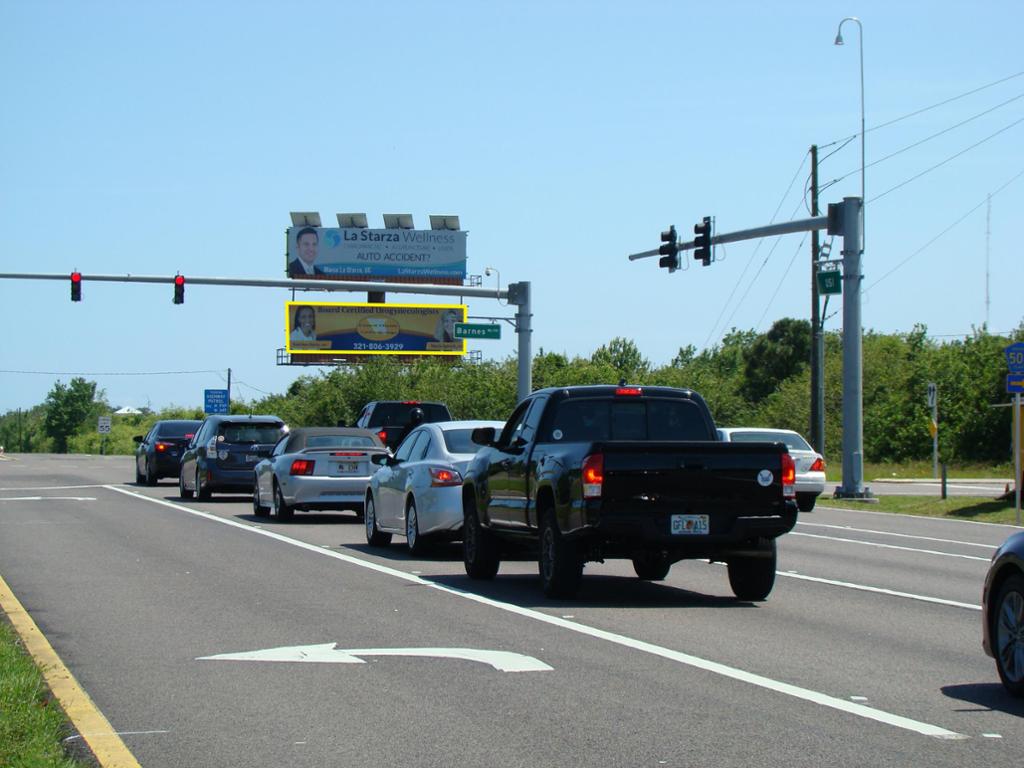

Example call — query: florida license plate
[335,462,358,474]
[671,514,709,535]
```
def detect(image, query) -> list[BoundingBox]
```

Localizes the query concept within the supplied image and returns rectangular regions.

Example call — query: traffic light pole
[0,273,534,404]
[629,196,870,499]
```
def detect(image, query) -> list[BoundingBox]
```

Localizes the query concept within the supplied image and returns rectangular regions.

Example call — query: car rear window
[218,423,285,444]
[441,428,480,455]
[545,399,712,442]
[728,431,811,451]
[369,403,451,426]
[155,422,200,438]
[306,435,377,448]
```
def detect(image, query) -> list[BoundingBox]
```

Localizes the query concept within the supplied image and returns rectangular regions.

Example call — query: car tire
[178,468,193,499]
[252,477,268,518]
[135,461,144,485]
[632,553,671,581]
[145,460,158,486]
[992,573,1024,696]
[365,494,391,546]
[463,493,499,580]
[196,467,211,500]
[727,538,777,601]
[272,482,293,521]
[539,508,583,598]
[796,493,817,512]
[406,498,424,555]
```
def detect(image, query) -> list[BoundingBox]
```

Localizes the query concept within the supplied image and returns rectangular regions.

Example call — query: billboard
[286,227,467,280]
[286,302,467,356]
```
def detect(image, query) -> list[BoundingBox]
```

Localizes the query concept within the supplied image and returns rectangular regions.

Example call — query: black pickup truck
[461,385,798,599]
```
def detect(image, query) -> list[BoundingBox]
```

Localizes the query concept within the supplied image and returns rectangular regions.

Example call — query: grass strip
[0,619,88,767]
[817,494,1022,526]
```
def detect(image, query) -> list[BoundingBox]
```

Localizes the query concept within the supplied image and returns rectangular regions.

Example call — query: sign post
[97,415,111,456]
[1005,343,1024,525]
[927,382,938,478]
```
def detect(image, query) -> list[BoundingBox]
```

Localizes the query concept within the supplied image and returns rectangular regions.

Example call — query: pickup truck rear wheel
[796,493,817,512]
[727,539,777,601]
[539,509,583,598]
[632,553,671,581]
[463,495,499,579]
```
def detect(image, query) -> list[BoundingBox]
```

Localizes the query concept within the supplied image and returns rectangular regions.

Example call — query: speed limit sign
[97,416,112,434]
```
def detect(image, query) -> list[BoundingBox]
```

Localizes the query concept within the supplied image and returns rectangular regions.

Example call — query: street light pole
[835,16,865,249]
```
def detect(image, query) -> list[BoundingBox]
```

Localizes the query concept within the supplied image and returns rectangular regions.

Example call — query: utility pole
[810,145,824,455]
[986,193,991,329]
[227,368,232,409]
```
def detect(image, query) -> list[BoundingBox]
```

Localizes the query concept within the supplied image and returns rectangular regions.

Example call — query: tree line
[2,320,1021,466]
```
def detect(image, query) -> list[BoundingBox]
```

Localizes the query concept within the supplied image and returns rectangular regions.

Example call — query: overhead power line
[0,369,222,376]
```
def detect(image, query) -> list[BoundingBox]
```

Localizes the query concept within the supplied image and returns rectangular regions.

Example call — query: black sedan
[983,529,1024,696]
[133,419,202,485]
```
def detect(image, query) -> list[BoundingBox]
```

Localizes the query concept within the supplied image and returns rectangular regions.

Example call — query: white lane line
[104,485,966,740]
[791,532,991,562]
[818,504,1024,531]
[797,522,998,550]
[776,571,980,611]
[0,484,112,492]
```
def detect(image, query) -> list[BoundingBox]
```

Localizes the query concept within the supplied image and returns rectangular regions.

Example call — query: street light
[834,16,865,249]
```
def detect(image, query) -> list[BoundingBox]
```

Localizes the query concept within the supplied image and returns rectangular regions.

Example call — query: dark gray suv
[179,414,286,500]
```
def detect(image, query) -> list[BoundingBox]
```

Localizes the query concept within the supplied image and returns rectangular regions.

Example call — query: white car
[364,420,506,553]
[717,427,826,512]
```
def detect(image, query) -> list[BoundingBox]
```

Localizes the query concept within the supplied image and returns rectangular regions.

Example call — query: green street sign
[816,269,842,295]
[454,323,501,340]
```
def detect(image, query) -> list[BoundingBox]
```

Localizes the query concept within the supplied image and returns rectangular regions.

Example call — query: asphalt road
[1,453,1023,768]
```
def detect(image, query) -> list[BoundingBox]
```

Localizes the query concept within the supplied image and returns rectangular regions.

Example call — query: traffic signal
[173,274,185,304]
[693,217,712,266]
[658,225,679,271]
[70,271,82,302]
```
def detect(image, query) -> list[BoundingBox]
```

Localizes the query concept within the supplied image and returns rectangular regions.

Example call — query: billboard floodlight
[429,215,461,231]
[383,214,415,230]
[337,213,368,228]
[290,212,322,227]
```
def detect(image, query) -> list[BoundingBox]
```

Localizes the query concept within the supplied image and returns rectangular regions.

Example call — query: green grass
[827,459,1017,483]
[0,620,88,767]
[817,494,1023,525]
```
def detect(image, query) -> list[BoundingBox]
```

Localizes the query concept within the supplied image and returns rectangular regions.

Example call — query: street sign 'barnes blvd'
[454,323,501,340]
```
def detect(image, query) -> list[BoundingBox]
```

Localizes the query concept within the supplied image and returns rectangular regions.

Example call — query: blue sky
[1,0,1021,413]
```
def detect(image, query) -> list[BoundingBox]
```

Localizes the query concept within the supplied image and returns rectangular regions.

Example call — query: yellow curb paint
[0,572,141,768]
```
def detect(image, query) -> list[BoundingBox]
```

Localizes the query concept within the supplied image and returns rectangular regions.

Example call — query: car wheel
[252,477,268,517]
[406,498,424,555]
[993,573,1024,696]
[727,538,777,601]
[539,508,582,598]
[196,467,211,500]
[145,460,158,486]
[135,461,144,485]
[462,493,499,579]
[365,495,391,546]
[796,493,817,512]
[272,482,293,521]
[632,552,671,581]
[179,468,193,499]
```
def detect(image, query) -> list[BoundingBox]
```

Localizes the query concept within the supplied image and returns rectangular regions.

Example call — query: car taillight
[614,387,642,396]
[809,457,825,472]
[155,442,168,453]
[429,467,463,487]
[331,451,365,457]
[290,459,315,476]
[781,453,796,498]
[377,430,388,443]
[184,433,194,439]
[581,453,604,499]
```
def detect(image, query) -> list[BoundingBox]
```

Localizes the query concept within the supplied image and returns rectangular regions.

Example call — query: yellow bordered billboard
[286,302,466,356]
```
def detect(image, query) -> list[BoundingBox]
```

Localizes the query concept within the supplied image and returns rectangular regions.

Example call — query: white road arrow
[197,643,551,672]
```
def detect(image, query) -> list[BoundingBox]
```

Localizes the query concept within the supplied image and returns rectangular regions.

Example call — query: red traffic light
[173,274,185,304]
[70,271,82,301]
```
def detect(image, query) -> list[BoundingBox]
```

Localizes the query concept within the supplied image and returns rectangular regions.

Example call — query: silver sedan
[253,427,388,521]
[364,420,505,553]
[717,426,826,512]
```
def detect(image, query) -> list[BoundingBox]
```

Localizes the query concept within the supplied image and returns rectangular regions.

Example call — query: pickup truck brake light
[290,459,315,476]
[614,387,642,396]
[809,457,825,472]
[781,453,796,498]
[582,453,604,499]
[429,467,463,487]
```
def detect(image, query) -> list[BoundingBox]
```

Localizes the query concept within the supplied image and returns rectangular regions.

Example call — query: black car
[133,419,202,485]
[179,415,286,500]
[354,400,452,451]
[983,530,1024,696]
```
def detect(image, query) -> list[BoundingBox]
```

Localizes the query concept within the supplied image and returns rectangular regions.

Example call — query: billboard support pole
[509,281,532,403]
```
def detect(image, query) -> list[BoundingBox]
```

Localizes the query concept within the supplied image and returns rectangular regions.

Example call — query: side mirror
[471,426,496,446]
[371,453,390,467]
[132,435,144,443]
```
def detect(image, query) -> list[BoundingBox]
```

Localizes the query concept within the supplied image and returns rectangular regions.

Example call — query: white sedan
[717,427,827,512]
[364,420,505,553]
[253,427,388,521]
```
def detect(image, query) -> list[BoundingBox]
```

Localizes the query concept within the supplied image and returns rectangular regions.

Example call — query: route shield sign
[816,269,842,295]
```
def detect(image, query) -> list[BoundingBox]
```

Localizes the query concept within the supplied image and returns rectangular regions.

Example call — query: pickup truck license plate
[671,514,709,535]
